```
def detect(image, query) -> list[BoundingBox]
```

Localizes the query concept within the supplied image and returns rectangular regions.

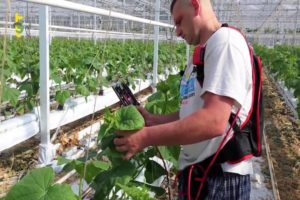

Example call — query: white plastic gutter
[21,0,174,28]
[0,79,151,152]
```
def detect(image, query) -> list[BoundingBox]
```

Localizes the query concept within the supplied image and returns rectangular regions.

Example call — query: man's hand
[113,127,148,160]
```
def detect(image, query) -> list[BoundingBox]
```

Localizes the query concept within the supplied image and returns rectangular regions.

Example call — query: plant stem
[79,177,83,198]
[155,146,172,200]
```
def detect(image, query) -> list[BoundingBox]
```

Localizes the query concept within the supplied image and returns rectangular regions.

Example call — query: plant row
[253,44,300,118]
[0,37,186,118]
[3,74,182,200]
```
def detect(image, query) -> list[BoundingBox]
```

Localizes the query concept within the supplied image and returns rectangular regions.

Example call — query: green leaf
[145,160,167,184]
[55,90,71,105]
[2,86,20,107]
[15,104,25,115]
[147,91,164,102]
[58,158,110,184]
[19,82,33,97]
[158,146,180,169]
[50,73,62,84]
[145,100,164,114]
[114,105,145,131]
[5,167,78,200]
[76,85,90,97]
[100,134,116,150]
[98,123,109,140]
[92,160,110,171]
[131,180,166,197]
[74,161,109,184]
[43,184,78,200]
[57,156,72,165]
[117,183,155,200]
[157,81,170,94]
[93,161,136,200]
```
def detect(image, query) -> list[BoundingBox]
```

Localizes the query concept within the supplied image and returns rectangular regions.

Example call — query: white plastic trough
[0,79,151,152]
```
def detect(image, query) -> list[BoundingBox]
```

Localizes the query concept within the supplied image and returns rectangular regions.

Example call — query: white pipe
[38,5,54,165]
[152,0,160,88]
[21,0,173,28]
[39,5,50,145]
[0,28,175,41]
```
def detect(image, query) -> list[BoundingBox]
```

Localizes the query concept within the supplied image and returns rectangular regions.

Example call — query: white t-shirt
[178,27,253,175]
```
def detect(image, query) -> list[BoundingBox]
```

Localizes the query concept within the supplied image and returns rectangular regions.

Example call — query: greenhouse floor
[0,73,299,200]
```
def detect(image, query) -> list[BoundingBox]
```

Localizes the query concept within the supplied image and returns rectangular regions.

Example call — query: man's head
[170,0,220,45]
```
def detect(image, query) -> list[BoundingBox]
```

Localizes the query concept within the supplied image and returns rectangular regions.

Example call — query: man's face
[172,0,198,45]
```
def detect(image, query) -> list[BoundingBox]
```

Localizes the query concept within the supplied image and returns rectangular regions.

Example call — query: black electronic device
[112,82,140,106]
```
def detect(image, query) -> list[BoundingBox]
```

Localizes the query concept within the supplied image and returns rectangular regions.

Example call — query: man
[114,0,253,199]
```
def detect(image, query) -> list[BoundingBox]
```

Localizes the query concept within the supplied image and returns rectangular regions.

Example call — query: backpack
[191,23,264,163]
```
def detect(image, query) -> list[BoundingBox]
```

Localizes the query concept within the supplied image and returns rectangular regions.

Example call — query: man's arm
[115,92,235,160]
[137,106,179,126]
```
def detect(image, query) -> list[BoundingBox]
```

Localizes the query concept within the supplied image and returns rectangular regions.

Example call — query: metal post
[93,0,96,44]
[49,6,52,44]
[9,3,12,40]
[78,12,80,41]
[123,0,126,43]
[38,5,55,166]
[293,0,300,44]
[142,5,145,42]
[152,0,160,89]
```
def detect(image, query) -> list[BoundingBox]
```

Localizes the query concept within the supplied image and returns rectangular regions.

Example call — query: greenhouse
[0,0,299,200]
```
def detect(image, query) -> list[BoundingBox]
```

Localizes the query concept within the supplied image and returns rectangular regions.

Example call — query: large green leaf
[57,158,110,184]
[114,105,145,131]
[2,86,20,107]
[5,167,78,200]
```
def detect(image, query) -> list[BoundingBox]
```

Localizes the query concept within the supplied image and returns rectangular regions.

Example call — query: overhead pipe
[21,0,173,28]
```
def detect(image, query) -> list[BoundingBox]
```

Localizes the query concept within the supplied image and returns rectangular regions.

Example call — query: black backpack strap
[221,23,228,27]
[192,46,206,87]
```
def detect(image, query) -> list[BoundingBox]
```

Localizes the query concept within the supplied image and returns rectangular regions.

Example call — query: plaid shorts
[205,172,250,200]
[178,167,251,200]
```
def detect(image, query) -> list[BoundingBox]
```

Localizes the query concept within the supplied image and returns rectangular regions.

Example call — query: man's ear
[191,0,200,16]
